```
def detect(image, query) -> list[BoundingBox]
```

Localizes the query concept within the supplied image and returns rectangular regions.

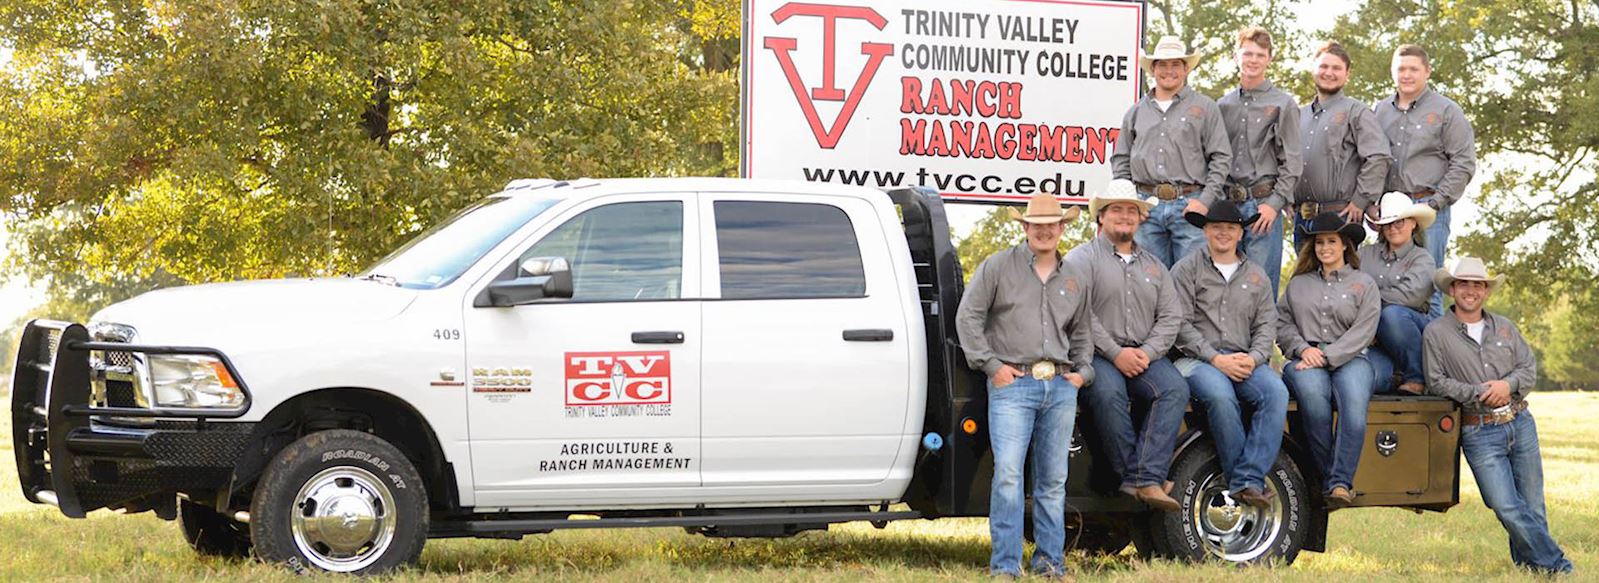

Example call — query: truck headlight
[149,355,245,408]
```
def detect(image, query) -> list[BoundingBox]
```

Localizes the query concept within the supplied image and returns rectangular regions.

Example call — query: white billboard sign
[742,0,1145,204]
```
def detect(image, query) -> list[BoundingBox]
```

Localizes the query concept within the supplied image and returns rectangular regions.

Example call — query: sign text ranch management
[743,0,1144,203]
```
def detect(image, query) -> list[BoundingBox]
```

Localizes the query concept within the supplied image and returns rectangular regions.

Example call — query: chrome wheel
[289,466,398,572]
[1191,472,1283,562]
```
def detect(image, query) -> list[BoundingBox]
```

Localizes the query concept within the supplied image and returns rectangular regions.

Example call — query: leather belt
[1407,188,1436,201]
[1298,201,1349,220]
[1135,183,1202,201]
[1226,180,1275,202]
[1461,400,1528,427]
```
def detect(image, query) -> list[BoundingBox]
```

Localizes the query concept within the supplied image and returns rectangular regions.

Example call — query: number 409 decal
[432,329,461,340]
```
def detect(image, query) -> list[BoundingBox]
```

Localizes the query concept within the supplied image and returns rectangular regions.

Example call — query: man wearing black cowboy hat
[1171,200,1288,508]
[956,193,1094,578]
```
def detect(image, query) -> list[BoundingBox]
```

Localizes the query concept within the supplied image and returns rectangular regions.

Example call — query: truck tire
[179,498,252,558]
[249,430,428,574]
[1149,438,1310,564]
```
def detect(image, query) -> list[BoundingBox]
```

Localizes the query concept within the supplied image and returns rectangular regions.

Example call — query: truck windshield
[362,194,562,289]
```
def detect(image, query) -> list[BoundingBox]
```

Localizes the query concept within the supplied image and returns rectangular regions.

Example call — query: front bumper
[11,320,256,517]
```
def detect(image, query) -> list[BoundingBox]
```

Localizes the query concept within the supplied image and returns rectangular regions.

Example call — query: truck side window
[714,201,866,299]
[519,201,683,301]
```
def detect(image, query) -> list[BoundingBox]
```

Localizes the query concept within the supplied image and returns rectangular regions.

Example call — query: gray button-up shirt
[1298,93,1392,208]
[1218,80,1303,211]
[1111,85,1233,206]
[1376,88,1477,208]
[1065,234,1184,361]
[1424,309,1536,415]
[957,243,1095,385]
[1357,241,1435,312]
[1171,247,1277,366]
[1277,265,1381,368]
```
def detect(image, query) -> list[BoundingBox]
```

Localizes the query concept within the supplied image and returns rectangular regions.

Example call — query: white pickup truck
[11,178,1463,573]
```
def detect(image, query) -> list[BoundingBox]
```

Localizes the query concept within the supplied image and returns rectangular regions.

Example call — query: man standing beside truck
[956,193,1095,578]
[1424,258,1573,575]
[1067,179,1188,512]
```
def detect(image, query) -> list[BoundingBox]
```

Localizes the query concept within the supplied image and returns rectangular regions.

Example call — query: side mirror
[474,257,574,307]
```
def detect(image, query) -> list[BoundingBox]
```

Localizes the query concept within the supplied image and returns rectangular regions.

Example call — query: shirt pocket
[1404,113,1441,154]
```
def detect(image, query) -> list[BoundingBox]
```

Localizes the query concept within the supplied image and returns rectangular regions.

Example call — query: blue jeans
[1367,348,1397,394]
[1085,355,1189,488]
[1424,205,1451,318]
[1135,196,1205,268]
[1374,305,1430,385]
[987,374,1077,576]
[1283,355,1375,492]
[1187,362,1289,492]
[1461,412,1573,574]
[1236,199,1284,297]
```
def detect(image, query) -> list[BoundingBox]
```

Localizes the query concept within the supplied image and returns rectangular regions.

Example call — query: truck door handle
[631,331,685,344]
[843,329,894,342]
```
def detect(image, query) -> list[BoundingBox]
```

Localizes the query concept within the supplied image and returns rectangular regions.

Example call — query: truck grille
[105,380,140,407]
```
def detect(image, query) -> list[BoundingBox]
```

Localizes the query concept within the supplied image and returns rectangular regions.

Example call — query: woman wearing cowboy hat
[1277,212,1381,507]
[1359,192,1437,395]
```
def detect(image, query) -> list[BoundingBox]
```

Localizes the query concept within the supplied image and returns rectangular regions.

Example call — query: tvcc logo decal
[763,3,894,148]
[565,351,673,406]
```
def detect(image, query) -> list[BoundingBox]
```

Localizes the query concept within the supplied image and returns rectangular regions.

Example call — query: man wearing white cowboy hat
[1424,258,1572,575]
[1359,192,1436,394]
[1112,34,1232,269]
[956,192,1093,578]
[1067,179,1188,512]
[1378,44,1477,318]
[1218,25,1302,297]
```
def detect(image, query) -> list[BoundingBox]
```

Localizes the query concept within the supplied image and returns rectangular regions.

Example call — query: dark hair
[1315,40,1351,69]
[1237,26,1273,56]
[1394,44,1430,68]
[1292,233,1361,277]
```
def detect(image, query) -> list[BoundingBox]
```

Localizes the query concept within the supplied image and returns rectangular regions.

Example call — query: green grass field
[2,393,1593,581]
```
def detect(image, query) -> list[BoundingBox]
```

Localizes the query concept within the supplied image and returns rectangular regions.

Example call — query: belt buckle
[1030,361,1057,381]
[1299,204,1315,220]
[1228,185,1247,202]
[1155,184,1178,200]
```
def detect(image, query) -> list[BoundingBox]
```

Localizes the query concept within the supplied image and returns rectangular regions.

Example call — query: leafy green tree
[0,0,739,295]
[1329,0,1599,388]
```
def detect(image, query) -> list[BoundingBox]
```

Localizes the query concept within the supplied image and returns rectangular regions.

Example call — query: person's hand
[1478,380,1512,408]
[1184,198,1209,216]
[1339,203,1364,223]
[1212,353,1254,382]
[1113,348,1147,377]
[1249,205,1278,236]
[1295,347,1327,370]
[1065,373,1085,388]
[991,365,1025,388]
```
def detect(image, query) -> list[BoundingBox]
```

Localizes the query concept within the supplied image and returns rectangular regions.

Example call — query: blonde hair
[1237,26,1273,56]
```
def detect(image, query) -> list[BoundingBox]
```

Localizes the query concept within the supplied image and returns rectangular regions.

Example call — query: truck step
[431,509,922,538]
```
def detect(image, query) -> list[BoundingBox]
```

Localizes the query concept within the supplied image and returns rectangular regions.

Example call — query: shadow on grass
[415,528,1151,577]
